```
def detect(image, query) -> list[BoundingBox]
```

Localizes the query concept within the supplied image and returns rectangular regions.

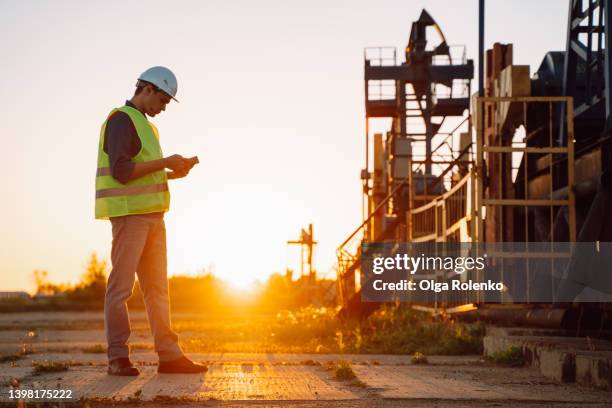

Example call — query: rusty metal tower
[337,10,474,317]
[362,9,474,220]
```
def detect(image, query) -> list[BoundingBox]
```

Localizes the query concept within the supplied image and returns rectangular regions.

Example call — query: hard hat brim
[166,94,180,103]
[136,79,179,103]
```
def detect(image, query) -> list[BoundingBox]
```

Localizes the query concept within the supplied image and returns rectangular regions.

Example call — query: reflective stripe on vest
[96,182,169,199]
[94,106,170,219]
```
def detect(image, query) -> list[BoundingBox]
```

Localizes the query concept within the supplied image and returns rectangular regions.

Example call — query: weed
[411,351,429,364]
[334,361,356,380]
[32,361,70,374]
[488,346,525,367]
[351,306,485,355]
[81,344,106,354]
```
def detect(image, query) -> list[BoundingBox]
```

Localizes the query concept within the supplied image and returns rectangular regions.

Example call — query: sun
[225,276,256,292]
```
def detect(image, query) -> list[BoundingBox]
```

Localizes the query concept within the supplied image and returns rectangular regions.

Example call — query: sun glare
[226,276,257,292]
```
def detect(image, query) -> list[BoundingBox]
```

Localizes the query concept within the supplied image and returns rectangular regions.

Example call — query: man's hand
[126,155,197,183]
[164,154,187,172]
[166,156,199,180]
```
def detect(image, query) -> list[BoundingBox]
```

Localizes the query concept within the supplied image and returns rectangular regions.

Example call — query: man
[95,66,206,376]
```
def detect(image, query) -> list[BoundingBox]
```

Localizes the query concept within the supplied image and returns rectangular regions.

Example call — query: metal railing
[364,46,397,66]
[336,177,407,306]
[408,169,474,243]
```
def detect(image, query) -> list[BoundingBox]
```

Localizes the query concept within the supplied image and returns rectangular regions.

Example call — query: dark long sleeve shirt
[103,100,144,184]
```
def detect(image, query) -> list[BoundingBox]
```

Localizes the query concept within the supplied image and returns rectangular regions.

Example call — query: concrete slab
[484,326,612,389]
[352,365,509,400]
[1,363,362,403]
[575,351,612,390]
[352,363,609,403]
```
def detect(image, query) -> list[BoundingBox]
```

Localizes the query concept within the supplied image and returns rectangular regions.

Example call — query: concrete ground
[0,312,610,407]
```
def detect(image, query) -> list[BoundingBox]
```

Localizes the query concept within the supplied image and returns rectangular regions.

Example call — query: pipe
[478,0,485,97]
[459,306,603,330]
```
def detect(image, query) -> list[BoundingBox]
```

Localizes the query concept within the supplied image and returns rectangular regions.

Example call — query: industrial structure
[336,1,612,332]
[287,223,317,283]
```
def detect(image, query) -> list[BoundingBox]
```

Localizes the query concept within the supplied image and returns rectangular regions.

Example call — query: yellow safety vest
[95,106,170,219]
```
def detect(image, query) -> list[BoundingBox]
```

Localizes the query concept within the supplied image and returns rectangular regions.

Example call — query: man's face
[143,85,172,117]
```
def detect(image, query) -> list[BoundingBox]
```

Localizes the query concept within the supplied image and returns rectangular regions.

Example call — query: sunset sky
[0,0,568,292]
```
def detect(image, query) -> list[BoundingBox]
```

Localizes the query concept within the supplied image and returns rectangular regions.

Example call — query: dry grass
[32,360,70,374]
[81,344,106,353]
[169,305,484,355]
[0,305,484,356]
[488,346,525,367]
[334,361,356,380]
[411,351,429,364]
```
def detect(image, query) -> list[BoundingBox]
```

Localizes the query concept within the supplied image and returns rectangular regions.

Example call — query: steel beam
[364,64,473,82]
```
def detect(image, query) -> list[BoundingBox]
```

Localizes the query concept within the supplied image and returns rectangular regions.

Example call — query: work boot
[107,357,140,376]
[157,356,208,374]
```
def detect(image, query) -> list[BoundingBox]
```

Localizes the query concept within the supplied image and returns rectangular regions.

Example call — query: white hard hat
[137,66,179,102]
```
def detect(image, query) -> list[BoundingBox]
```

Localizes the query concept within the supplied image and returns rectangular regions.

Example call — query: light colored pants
[104,213,183,362]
